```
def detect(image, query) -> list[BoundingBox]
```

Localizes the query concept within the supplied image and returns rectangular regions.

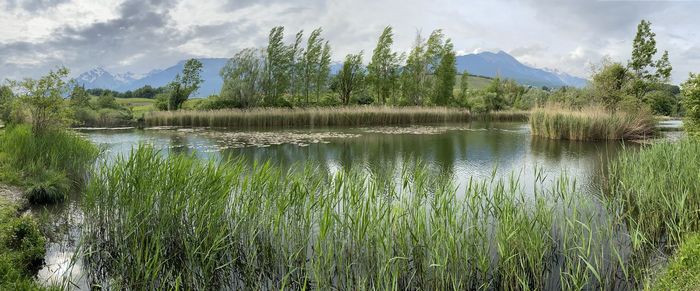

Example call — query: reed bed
[143,106,529,129]
[81,146,631,290]
[529,106,656,140]
[608,138,700,254]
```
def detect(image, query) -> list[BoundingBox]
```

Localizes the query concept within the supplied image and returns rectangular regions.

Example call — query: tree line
[204,26,460,109]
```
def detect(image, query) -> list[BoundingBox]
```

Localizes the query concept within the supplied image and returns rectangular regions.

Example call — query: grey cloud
[3,0,70,11]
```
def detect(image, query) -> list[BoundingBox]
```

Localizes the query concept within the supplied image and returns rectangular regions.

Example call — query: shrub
[0,198,47,289]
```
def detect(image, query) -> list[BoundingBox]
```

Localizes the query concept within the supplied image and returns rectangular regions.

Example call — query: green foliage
[69,89,134,127]
[335,53,365,105]
[0,198,47,290]
[367,26,402,104]
[262,26,291,105]
[87,85,166,100]
[0,85,16,124]
[167,59,203,110]
[433,39,457,106]
[69,85,90,108]
[652,234,700,290]
[219,48,263,108]
[591,61,631,111]
[630,20,657,79]
[682,73,700,134]
[10,67,73,133]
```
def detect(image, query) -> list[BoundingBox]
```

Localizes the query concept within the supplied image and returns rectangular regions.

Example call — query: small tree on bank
[11,67,73,133]
[168,59,203,110]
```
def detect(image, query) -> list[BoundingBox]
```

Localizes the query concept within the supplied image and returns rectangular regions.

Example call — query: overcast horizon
[1,0,699,83]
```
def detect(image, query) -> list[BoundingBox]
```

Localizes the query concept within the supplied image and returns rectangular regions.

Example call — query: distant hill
[76,51,588,97]
[456,51,588,88]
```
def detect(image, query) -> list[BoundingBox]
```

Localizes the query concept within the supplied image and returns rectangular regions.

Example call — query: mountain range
[76,51,588,97]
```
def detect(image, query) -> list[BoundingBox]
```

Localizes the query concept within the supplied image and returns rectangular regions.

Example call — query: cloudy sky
[1,0,699,83]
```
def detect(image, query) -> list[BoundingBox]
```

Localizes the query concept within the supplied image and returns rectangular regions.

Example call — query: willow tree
[263,26,291,106]
[367,26,401,104]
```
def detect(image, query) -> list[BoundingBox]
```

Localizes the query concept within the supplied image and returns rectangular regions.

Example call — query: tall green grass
[144,106,529,129]
[0,125,99,204]
[530,106,656,140]
[81,146,628,290]
[608,138,700,249]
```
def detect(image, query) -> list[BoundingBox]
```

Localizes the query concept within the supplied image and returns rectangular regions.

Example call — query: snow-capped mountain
[542,68,589,88]
[76,67,140,91]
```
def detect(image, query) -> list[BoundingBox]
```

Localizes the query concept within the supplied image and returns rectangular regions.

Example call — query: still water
[37,121,639,288]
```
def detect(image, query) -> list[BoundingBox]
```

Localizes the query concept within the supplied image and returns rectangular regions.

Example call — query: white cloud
[1,0,699,83]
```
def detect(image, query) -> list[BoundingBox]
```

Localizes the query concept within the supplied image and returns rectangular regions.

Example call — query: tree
[263,26,291,106]
[655,50,672,83]
[432,39,457,106]
[681,73,700,134]
[627,20,673,104]
[69,85,91,108]
[316,41,332,103]
[289,30,305,102]
[367,26,401,104]
[0,85,16,123]
[303,28,324,105]
[630,20,657,79]
[401,32,428,105]
[168,59,203,110]
[591,61,631,111]
[458,71,469,100]
[336,53,365,105]
[219,48,263,108]
[11,67,72,133]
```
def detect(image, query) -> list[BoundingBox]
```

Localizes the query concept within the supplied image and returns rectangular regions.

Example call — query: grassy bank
[144,106,529,128]
[0,125,99,204]
[651,233,700,290]
[82,145,628,290]
[529,107,656,140]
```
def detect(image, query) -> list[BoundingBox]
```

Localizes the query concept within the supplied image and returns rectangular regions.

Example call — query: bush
[0,198,47,289]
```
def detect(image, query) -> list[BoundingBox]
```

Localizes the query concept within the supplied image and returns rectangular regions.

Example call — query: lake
[37,121,679,288]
